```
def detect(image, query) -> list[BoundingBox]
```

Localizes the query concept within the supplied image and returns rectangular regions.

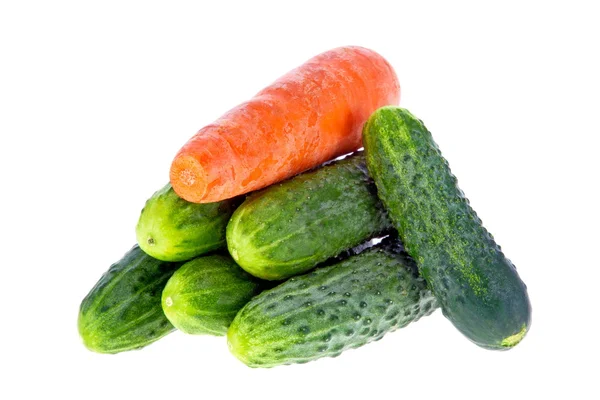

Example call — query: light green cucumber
[136,183,239,262]
[162,254,263,335]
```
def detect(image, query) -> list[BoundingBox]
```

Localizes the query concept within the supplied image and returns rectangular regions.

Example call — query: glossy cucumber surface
[137,183,239,262]
[78,245,180,354]
[227,152,391,280]
[162,254,263,336]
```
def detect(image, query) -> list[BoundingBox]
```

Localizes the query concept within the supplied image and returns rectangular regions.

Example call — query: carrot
[170,46,400,203]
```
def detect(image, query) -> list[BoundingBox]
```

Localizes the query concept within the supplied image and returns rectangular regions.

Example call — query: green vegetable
[362,106,531,350]
[78,245,180,354]
[162,254,263,335]
[136,183,239,262]
[227,240,437,367]
[226,152,392,280]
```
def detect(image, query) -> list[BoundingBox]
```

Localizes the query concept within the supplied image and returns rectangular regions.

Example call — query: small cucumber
[363,106,531,350]
[78,245,180,354]
[136,183,239,262]
[162,254,263,336]
[226,152,392,280]
[227,240,437,367]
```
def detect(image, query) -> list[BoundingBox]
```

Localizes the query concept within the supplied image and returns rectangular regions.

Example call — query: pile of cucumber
[78,107,531,367]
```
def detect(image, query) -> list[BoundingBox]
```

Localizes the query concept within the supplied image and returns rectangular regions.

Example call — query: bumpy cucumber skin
[136,183,239,262]
[363,106,531,350]
[226,152,392,280]
[227,241,438,368]
[78,245,180,354]
[161,254,263,336]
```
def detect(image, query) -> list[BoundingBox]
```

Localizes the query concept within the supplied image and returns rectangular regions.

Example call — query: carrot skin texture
[170,46,400,203]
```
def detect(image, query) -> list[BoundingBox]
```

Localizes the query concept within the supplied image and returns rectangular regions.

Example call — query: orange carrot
[170,46,400,203]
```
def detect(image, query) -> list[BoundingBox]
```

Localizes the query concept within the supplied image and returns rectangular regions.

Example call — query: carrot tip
[170,154,207,203]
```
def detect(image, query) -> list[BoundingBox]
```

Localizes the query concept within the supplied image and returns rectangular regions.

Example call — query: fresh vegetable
[170,46,400,203]
[78,245,180,354]
[162,254,263,335]
[136,183,239,262]
[227,239,438,367]
[362,106,531,350]
[226,152,392,280]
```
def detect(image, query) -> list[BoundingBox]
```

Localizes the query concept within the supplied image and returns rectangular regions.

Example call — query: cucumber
[78,245,180,354]
[226,152,392,280]
[227,240,438,367]
[161,254,263,336]
[362,106,531,350]
[136,183,239,262]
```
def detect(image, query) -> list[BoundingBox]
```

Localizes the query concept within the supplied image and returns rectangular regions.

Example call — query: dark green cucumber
[363,106,531,350]
[161,254,263,336]
[227,240,438,367]
[136,183,239,262]
[226,152,392,280]
[78,245,180,354]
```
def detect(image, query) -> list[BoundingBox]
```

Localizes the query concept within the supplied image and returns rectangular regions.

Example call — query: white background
[1,1,598,399]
